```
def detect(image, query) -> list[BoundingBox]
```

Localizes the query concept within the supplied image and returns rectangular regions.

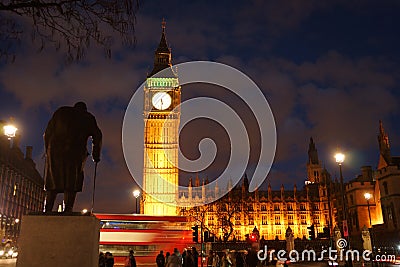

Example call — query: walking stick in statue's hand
[91,161,98,214]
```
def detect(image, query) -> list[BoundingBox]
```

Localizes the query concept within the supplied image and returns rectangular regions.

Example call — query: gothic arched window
[383,182,389,195]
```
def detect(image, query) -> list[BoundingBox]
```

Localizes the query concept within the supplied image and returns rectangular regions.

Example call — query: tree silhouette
[0,0,139,62]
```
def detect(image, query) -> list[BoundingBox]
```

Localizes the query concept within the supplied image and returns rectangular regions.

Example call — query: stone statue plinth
[16,213,100,267]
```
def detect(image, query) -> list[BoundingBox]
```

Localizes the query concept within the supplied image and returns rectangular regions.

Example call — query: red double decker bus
[95,214,193,267]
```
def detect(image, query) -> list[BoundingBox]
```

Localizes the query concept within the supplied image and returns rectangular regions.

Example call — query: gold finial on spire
[162,18,166,32]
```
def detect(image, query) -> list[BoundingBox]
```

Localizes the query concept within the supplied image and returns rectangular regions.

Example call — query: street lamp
[3,124,17,139]
[334,153,345,165]
[335,151,351,265]
[364,192,376,266]
[364,192,372,227]
[133,190,140,214]
[334,152,346,221]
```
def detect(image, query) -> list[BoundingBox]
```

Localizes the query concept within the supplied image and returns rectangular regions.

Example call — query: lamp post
[364,192,372,227]
[133,190,140,214]
[334,153,346,223]
[364,192,375,266]
[0,122,18,235]
[335,152,352,266]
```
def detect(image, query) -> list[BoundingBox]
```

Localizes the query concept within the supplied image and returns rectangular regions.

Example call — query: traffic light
[204,231,209,242]
[245,233,257,243]
[307,224,316,240]
[192,225,199,243]
[249,233,257,242]
[323,227,330,238]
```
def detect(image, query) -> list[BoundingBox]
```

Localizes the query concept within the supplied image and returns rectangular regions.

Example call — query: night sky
[1,0,400,213]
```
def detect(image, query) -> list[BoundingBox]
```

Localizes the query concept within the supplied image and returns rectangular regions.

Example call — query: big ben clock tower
[142,21,181,216]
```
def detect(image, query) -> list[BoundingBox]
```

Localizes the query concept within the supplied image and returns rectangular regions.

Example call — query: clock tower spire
[142,20,181,215]
[149,19,173,77]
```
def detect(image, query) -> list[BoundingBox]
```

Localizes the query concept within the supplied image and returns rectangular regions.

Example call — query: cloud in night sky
[0,0,400,212]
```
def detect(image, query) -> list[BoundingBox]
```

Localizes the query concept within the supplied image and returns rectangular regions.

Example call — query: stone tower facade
[142,21,181,216]
[375,121,400,233]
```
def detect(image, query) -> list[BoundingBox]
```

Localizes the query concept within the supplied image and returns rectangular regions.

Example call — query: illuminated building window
[287,204,293,211]
[235,220,241,226]
[274,204,280,211]
[288,215,294,225]
[314,215,320,224]
[261,205,267,211]
[276,229,281,235]
[262,216,268,225]
[314,171,319,182]
[314,204,319,210]
[249,215,254,225]
[301,215,307,225]
[13,184,17,196]
[275,216,280,225]
[300,204,306,211]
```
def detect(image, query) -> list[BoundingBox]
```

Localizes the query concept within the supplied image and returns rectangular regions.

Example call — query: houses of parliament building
[142,21,398,243]
[142,22,339,241]
[178,138,337,241]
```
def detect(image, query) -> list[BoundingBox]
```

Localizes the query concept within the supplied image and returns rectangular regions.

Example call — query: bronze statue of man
[44,102,102,212]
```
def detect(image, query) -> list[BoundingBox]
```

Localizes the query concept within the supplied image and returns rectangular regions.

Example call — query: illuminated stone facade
[0,125,45,242]
[345,166,384,235]
[339,121,399,241]
[141,25,338,231]
[179,138,337,241]
[141,24,399,243]
[142,23,181,216]
[373,121,400,237]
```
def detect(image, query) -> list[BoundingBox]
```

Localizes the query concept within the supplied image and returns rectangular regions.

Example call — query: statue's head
[74,101,88,112]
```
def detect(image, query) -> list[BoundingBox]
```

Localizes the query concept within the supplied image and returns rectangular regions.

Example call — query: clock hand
[161,98,163,109]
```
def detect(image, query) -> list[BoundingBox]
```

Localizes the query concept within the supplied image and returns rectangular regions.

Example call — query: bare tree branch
[0,0,139,62]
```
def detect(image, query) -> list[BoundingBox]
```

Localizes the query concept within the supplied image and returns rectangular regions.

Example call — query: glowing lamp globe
[334,153,345,164]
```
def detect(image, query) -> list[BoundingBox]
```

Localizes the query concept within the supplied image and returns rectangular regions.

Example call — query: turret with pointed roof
[378,120,392,168]
[307,137,323,183]
[308,137,319,164]
[148,19,176,78]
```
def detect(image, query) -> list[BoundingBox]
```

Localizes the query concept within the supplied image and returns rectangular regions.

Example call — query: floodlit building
[373,121,400,239]
[345,166,383,236]
[0,120,45,242]
[141,23,338,238]
[179,138,337,241]
[140,23,399,244]
[142,21,181,216]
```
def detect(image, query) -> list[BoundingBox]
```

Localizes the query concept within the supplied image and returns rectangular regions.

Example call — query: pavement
[1,258,398,267]
[290,261,399,267]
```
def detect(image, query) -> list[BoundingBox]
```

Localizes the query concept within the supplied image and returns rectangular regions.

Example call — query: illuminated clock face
[152,92,172,110]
